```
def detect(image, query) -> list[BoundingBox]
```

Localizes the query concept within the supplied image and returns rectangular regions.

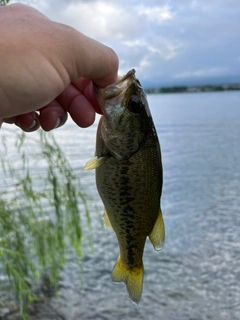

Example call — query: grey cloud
[24,0,240,86]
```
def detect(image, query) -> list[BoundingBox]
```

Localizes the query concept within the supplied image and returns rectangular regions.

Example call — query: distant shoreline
[145,84,240,94]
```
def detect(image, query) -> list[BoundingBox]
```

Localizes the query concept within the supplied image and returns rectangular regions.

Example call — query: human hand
[0,4,118,131]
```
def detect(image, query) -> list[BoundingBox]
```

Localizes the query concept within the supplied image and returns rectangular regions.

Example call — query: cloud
[174,67,229,79]
[31,1,147,43]
[136,4,174,23]
[10,0,240,86]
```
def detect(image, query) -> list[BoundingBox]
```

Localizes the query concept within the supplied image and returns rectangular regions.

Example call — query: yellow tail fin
[111,256,144,305]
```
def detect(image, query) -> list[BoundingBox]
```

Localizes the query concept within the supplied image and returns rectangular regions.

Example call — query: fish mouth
[104,69,136,100]
[96,69,137,111]
[114,69,136,89]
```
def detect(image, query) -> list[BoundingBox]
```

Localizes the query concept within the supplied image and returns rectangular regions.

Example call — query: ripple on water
[1,93,240,319]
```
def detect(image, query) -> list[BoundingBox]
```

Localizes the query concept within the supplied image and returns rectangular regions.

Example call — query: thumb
[58,26,119,88]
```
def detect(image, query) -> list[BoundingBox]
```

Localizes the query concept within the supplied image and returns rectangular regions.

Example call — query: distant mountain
[142,75,240,90]
[144,83,240,94]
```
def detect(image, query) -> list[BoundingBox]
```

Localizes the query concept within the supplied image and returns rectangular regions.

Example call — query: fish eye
[126,96,143,113]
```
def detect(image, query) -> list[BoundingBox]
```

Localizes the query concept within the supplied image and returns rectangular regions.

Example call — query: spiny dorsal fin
[148,209,165,251]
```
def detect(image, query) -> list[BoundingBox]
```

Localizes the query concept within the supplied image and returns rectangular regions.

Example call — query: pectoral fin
[84,156,106,171]
[103,209,112,228]
[148,209,165,251]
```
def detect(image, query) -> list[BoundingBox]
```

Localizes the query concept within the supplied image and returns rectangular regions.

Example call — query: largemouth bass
[84,69,165,304]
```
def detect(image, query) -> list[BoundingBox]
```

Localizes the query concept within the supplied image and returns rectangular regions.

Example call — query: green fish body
[85,69,165,304]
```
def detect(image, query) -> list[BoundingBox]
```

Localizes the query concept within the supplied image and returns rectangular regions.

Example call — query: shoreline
[145,84,240,94]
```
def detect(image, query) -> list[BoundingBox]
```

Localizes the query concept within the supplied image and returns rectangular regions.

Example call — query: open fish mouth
[96,69,137,110]
[116,69,136,85]
[104,69,136,98]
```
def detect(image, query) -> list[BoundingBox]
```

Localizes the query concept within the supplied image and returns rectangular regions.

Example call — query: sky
[11,0,240,88]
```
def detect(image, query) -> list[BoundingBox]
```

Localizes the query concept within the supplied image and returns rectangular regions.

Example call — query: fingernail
[29,119,37,129]
[54,118,61,129]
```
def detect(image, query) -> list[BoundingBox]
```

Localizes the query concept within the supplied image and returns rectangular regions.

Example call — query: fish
[84,69,165,304]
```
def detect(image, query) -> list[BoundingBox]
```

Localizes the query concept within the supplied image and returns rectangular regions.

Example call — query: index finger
[56,81,98,127]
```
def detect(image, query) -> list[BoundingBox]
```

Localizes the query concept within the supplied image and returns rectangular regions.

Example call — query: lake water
[1,91,240,319]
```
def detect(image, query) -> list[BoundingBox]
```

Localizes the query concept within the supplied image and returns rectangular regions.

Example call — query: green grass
[0,129,92,319]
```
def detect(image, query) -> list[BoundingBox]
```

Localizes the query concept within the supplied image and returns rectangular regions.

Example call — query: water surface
[1,91,240,319]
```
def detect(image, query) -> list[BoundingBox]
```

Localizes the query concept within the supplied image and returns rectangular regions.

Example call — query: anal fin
[103,209,112,228]
[148,209,165,251]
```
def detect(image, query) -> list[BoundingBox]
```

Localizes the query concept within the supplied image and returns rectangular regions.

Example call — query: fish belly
[96,144,162,267]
